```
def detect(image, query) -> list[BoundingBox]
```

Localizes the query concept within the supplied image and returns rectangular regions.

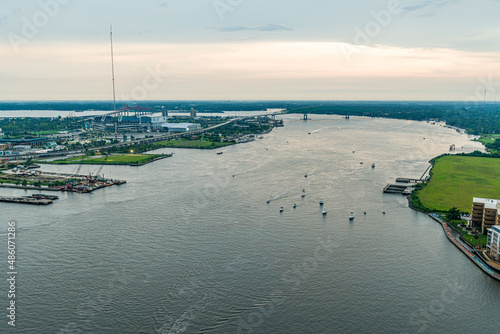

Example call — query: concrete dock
[0,196,53,205]
[383,184,414,195]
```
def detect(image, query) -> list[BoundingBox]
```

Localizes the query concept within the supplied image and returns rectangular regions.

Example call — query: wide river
[1,115,498,334]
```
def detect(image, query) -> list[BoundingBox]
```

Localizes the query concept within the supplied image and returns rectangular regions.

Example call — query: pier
[0,170,126,194]
[395,178,425,184]
[393,165,431,185]
[0,196,53,205]
[30,194,59,200]
[384,172,430,194]
[383,184,414,195]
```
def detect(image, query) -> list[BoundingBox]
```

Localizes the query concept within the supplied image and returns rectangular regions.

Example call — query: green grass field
[42,154,164,165]
[30,130,61,135]
[417,155,500,212]
[461,234,488,248]
[477,134,500,145]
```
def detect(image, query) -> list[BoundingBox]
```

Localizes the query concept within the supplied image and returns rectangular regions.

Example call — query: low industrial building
[487,226,500,262]
[92,105,168,131]
[161,123,201,133]
[45,141,66,151]
[472,197,500,233]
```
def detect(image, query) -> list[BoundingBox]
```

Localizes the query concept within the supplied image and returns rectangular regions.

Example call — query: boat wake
[309,126,333,134]
[266,190,297,203]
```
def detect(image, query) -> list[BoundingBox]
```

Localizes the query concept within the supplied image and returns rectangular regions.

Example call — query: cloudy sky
[1,0,500,101]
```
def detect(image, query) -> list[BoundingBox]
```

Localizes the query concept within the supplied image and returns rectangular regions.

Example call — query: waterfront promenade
[429,213,500,282]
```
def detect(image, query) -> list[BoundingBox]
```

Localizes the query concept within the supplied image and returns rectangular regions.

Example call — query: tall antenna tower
[110,25,117,139]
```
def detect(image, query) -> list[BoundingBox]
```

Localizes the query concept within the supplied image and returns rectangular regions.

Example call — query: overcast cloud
[1,0,499,100]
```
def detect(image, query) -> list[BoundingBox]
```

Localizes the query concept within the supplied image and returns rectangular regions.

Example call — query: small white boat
[319,198,324,205]
[349,212,354,220]
[322,208,327,215]
[280,207,284,212]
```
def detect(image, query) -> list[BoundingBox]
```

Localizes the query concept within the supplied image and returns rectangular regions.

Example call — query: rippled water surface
[1,115,498,334]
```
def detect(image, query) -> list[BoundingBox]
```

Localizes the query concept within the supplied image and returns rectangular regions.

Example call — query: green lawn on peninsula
[41,154,163,165]
[417,155,500,212]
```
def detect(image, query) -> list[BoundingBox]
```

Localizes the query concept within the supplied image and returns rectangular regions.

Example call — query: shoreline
[404,146,500,280]
[428,213,500,282]
[0,184,61,192]
[37,153,172,166]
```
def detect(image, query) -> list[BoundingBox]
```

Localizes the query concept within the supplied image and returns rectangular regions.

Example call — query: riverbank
[0,169,126,193]
[428,213,500,282]
[405,151,500,280]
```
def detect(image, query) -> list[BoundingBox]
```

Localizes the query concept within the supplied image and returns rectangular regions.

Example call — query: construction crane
[95,165,104,180]
[88,165,104,185]
[74,156,86,176]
